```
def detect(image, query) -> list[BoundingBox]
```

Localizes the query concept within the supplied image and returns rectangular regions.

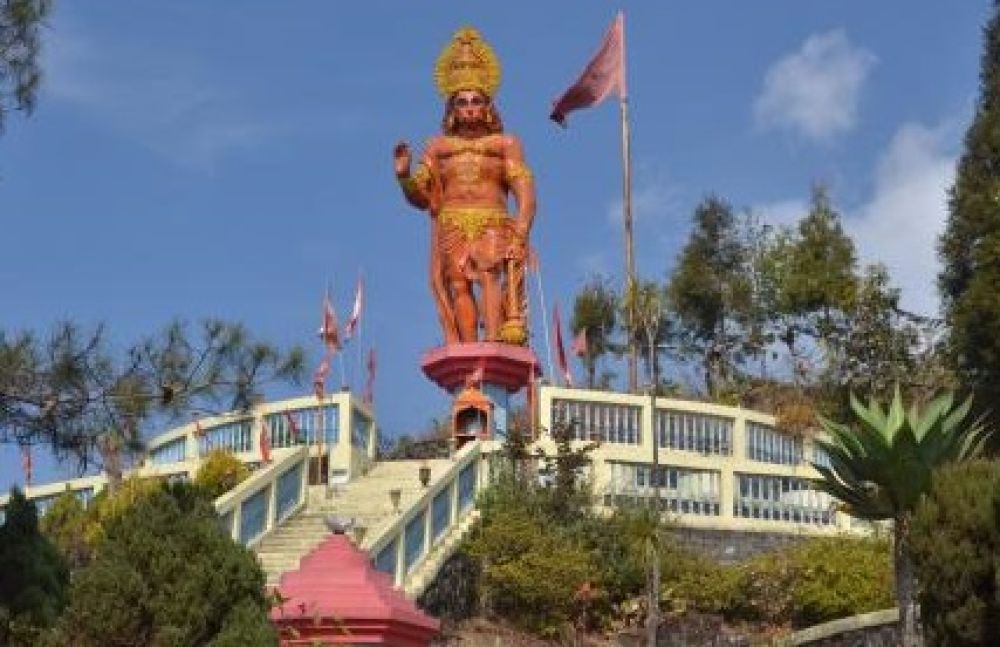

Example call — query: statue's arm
[503,135,536,238]
[396,140,437,211]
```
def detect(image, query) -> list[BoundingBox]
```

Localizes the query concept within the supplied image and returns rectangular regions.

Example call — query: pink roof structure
[270,534,440,646]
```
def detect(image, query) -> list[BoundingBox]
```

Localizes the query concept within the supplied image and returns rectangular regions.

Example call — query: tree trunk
[646,554,660,646]
[894,514,920,646]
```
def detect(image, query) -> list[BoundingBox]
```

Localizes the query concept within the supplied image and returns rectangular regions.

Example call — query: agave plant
[812,389,990,647]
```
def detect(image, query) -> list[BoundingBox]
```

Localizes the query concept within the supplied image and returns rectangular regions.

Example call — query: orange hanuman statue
[394,27,536,346]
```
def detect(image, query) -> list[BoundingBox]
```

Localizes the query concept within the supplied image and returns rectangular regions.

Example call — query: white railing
[366,440,484,593]
[215,445,310,548]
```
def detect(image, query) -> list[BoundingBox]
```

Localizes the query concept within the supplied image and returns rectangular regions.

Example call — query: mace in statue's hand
[393,141,412,178]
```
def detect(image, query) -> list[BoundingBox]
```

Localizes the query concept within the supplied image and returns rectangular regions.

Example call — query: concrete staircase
[255,458,453,588]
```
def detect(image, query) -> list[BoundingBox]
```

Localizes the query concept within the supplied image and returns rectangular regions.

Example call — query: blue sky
[1,1,990,487]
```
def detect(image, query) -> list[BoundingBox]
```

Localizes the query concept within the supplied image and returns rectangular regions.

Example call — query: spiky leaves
[812,389,990,521]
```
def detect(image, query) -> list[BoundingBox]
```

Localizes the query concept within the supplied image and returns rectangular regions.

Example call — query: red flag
[283,410,301,442]
[552,305,574,387]
[344,275,364,341]
[363,347,376,406]
[318,292,340,353]
[313,352,332,399]
[259,419,272,462]
[550,12,626,126]
[572,328,588,358]
[20,445,32,486]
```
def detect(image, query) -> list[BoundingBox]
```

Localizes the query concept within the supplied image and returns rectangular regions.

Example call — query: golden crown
[434,27,501,98]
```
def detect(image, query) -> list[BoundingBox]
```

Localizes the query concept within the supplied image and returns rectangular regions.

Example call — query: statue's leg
[481,268,503,341]
[430,224,459,344]
[449,277,477,342]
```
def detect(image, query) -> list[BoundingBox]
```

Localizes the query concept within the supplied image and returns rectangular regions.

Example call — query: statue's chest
[438,143,503,185]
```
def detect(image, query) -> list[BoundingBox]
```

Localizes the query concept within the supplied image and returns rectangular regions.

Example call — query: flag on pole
[20,445,32,486]
[259,419,272,462]
[319,291,340,353]
[283,410,301,442]
[552,304,574,387]
[550,12,626,126]
[313,353,332,399]
[344,275,364,341]
[571,328,588,358]
[363,347,376,406]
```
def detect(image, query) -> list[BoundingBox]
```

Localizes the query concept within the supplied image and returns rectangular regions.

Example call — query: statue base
[421,343,540,445]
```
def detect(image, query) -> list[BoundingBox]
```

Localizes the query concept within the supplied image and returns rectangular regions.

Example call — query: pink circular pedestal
[421,342,541,393]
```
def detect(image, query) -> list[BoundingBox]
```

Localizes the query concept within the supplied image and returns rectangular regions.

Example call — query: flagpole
[619,12,638,393]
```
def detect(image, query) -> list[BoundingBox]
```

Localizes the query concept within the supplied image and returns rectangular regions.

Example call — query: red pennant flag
[363,347,376,406]
[313,352,332,399]
[283,410,301,442]
[20,445,32,486]
[344,275,364,341]
[318,291,340,353]
[550,12,626,126]
[572,328,588,358]
[259,419,272,462]
[552,304,574,387]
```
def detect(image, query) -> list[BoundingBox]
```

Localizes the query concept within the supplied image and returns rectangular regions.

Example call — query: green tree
[39,489,90,569]
[194,449,251,499]
[571,277,618,389]
[910,459,1000,645]
[54,483,275,646]
[0,489,68,645]
[0,320,305,490]
[667,196,750,396]
[777,186,857,371]
[0,0,50,133]
[622,279,672,392]
[939,3,1000,445]
[812,390,991,646]
[624,506,666,646]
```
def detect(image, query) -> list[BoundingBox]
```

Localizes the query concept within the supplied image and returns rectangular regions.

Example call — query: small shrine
[270,534,440,646]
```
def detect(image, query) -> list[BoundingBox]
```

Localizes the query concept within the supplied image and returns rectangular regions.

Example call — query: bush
[195,449,251,499]
[56,482,275,646]
[0,489,69,645]
[39,490,91,568]
[910,459,1000,644]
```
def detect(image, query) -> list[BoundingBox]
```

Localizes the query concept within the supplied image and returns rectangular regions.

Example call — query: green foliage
[0,320,305,481]
[939,3,1000,449]
[195,449,251,499]
[0,489,68,644]
[911,459,1000,644]
[56,482,275,646]
[571,276,619,388]
[667,195,750,396]
[0,0,50,132]
[39,489,91,568]
[813,389,989,520]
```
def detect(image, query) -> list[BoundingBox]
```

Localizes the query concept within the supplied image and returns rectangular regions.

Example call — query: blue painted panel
[404,510,427,573]
[150,437,187,465]
[275,461,303,522]
[239,487,269,545]
[458,462,477,513]
[432,487,452,542]
[374,537,398,575]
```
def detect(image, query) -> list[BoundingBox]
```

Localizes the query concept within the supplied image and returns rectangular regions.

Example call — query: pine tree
[939,2,1000,440]
[0,0,50,132]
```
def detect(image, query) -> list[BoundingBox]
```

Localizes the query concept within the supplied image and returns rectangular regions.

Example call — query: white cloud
[43,25,281,171]
[847,121,956,316]
[754,29,876,142]
[752,120,957,317]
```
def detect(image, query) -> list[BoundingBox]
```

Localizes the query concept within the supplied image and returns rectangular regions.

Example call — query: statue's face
[453,90,489,126]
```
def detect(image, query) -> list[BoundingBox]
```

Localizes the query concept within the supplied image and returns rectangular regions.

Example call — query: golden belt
[439,207,508,240]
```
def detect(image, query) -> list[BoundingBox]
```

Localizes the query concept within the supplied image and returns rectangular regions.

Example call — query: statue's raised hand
[393,141,411,178]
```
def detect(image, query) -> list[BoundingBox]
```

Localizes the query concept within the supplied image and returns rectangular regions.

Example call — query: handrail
[366,439,484,590]
[215,445,310,548]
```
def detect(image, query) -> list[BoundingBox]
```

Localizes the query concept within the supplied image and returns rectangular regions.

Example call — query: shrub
[39,490,91,568]
[195,449,251,499]
[910,459,1000,644]
[56,482,275,646]
[0,489,69,645]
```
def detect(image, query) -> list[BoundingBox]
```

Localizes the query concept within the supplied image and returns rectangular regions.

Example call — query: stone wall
[669,526,809,563]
